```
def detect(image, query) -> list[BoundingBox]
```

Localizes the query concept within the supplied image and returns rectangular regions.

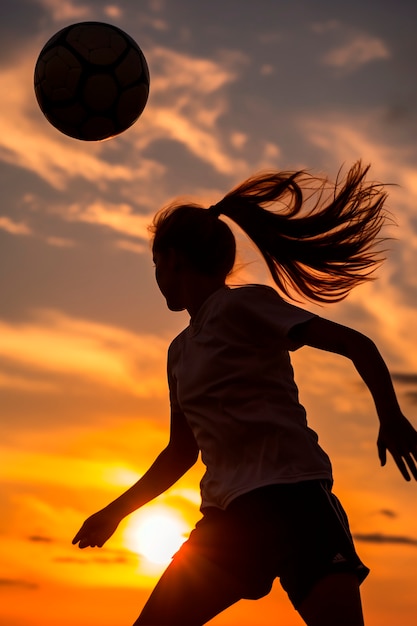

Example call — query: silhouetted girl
[73,162,417,626]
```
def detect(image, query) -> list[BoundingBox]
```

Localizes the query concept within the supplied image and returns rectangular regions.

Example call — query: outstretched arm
[290,317,417,481]
[72,409,199,548]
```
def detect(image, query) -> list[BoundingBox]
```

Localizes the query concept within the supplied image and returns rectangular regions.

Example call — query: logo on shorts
[332,553,347,564]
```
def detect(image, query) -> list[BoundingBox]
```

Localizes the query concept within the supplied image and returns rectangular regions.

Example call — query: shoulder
[221,284,317,347]
[228,283,277,299]
[168,326,189,362]
[224,284,309,317]
[198,284,279,325]
[220,283,281,309]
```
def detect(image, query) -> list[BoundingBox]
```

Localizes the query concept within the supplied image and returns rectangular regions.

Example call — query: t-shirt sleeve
[224,285,316,351]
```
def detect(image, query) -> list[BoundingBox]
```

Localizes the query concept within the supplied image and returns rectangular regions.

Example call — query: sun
[124,505,190,566]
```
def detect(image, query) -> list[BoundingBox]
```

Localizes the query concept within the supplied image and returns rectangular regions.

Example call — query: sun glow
[124,506,190,566]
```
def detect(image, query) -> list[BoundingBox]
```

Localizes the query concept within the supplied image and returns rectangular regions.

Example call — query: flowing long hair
[150,162,390,304]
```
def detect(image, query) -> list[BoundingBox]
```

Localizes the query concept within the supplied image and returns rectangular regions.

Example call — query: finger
[72,522,88,544]
[404,454,417,481]
[377,442,387,466]
[393,455,411,481]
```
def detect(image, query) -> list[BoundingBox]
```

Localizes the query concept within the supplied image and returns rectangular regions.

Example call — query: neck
[185,274,226,318]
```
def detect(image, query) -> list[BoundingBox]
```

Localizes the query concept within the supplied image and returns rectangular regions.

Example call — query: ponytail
[150,162,390,304]
[214,161,389,303]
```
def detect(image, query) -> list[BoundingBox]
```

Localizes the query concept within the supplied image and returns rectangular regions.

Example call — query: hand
[377,414,417,481]
[72,507,121,549]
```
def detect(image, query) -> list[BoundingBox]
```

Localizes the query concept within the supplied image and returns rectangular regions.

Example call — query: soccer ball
[34,22,150,141]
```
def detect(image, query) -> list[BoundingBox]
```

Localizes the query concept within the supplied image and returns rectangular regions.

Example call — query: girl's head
[150,203,236,280]
[150,162,389,304]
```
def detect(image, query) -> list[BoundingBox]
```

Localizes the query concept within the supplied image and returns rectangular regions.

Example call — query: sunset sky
[1,1,417,625]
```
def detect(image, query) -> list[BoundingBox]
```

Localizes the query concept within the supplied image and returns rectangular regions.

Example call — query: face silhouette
[153,249,186,311]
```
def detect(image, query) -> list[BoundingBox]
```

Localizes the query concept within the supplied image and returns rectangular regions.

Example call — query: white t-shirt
[167,284,333,510]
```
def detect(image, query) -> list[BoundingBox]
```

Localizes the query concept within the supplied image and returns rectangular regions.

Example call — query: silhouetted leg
[132,551,243,626]
[297,572,365,626]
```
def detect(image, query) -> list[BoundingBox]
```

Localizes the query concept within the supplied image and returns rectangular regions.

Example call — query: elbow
[342,328,379,361]
[176,450,199,475]
[166,440,199,473]
[184,444,199,468]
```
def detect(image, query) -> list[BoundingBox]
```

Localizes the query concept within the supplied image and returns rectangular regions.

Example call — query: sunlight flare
[124,506,190,565]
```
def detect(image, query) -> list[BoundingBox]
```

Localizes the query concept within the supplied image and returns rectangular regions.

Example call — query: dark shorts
[172,481,369,608]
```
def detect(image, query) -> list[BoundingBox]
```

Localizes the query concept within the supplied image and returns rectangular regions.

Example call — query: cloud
[354,533,417,546]
[400,392,417,405]
[35,0,91,22]
[322,34,390,72]
[103,5,123,20]
[0,310,168,397]
[0,371,56,392]
[302,112,399,172]
[391,374,417,404]
[301,112,417,293]
[378,509,398,519]
[28,535,53,543]
[130,46,249,176]
[1,453,141,498]
[44,235,76,248]
[64,201,152,240]
[0,216,32,235]
[0,578,38,589]
[392,373,417,386]
[115,239,148,254]
[54,553,131,565]
[311,19,341,35]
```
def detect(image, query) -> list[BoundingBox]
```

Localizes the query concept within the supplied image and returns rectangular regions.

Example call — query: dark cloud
[0,1,47,66]
[27,534,53,543]
[54,554,131,565]
[0,578,38,589]
[53,556,87,565]
[378,509,397,519]
[54,545,136,565]
[392,372,417,386]
[405,393,417,405]
[354,533,417,546]
[391,373,417,404]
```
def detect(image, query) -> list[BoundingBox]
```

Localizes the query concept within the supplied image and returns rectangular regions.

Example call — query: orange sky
[1,1,417,625]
